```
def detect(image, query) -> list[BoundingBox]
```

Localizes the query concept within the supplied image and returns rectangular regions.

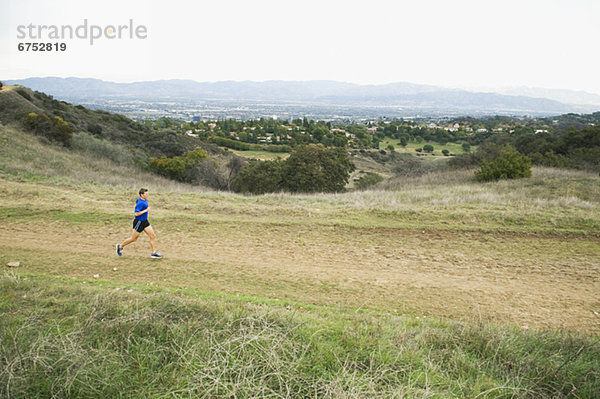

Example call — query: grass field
[378,137,474,156]
[1,124,600,397]
[229,148,291,160]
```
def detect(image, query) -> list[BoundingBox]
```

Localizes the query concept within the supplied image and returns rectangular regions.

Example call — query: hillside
[0,84,206,159]
[1,84,600,398]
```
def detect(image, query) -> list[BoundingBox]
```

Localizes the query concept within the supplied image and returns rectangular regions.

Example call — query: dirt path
[2,219,599,333]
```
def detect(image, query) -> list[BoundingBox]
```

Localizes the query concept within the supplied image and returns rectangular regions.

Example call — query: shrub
[423,144,434,153]
[354,172,384,190]
[16,88,32,101]
[262,145,292,153]
[231,159,285,194]
[22,112,73,146]
[209,136,252,151]
[442,149,450,156]
[87,123,103,135]
[528,151,570,168]
[148,147,208,182]
[475,147,532,182]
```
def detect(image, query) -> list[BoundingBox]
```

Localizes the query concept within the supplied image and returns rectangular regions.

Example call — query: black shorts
[133,219,150,233]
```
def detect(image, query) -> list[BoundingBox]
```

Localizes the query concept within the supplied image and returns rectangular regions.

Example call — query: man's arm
[134,207,150,217]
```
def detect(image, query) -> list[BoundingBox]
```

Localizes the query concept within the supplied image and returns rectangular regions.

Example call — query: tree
[311,125,329,143]
[232,144,356,194]
[231,159,285,194]
[148,147,208,182]
[475,146,532,182]
[462,143,471,153]
[423,144,434,153]
[354,172,384,190]
[283,144,355,193]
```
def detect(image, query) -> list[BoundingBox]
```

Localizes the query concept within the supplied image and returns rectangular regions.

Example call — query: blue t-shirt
[134,198,149,221]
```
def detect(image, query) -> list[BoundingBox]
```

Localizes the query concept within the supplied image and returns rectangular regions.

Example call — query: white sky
[2,0,600,94]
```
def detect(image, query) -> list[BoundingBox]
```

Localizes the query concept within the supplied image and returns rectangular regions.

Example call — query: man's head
[139,188,149,200]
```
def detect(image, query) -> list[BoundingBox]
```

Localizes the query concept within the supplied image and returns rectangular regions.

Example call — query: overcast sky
[2,0,600,94]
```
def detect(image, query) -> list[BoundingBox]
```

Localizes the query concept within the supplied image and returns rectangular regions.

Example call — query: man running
[116,188,163,258]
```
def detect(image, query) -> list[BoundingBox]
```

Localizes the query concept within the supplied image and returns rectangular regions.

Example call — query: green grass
[229,148,291,160]
[378,138,476,156]
[1,272,598,398]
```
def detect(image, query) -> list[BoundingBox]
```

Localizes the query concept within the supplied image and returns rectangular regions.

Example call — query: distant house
[366,127,377,134]
[535,129,549,134]
[477,128,488,133]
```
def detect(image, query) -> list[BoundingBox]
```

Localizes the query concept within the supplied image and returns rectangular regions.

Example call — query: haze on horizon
[2,0,600,95]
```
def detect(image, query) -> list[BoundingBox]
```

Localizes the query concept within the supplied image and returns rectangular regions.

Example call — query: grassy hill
[0,84,212,161]
[1,85,600,397]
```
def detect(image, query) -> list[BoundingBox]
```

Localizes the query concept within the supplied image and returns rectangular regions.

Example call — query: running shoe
[116,244,122,256]
[150,252,163,258]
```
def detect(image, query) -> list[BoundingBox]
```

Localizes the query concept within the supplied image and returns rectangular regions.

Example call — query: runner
[116,188,163,258]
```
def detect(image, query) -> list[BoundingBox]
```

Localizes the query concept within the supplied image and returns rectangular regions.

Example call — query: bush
[87,123,103,135]
[148,147,208,182]
[354,172,384,190]
[262,145,292,153]
[528,151,570,168]
[16,88,32,101]
[475,147,532,182]
[442,149,450,156]
[423,144,434,153]
[232,159,286,194]
[209,136,251,151]
[22,112,73,146]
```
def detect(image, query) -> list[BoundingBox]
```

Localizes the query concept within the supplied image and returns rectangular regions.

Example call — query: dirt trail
[1,221,599,333]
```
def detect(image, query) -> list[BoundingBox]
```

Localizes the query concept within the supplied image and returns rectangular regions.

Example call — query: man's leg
[120,230,140,249]
[144,225,157,254]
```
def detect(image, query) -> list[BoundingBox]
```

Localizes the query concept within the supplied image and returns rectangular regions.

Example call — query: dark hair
[139,188,148,196]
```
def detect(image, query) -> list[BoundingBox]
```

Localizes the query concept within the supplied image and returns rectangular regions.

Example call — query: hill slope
[0,84,205,159]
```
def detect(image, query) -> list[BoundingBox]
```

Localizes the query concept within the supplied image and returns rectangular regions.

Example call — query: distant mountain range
[5,77,600,116]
